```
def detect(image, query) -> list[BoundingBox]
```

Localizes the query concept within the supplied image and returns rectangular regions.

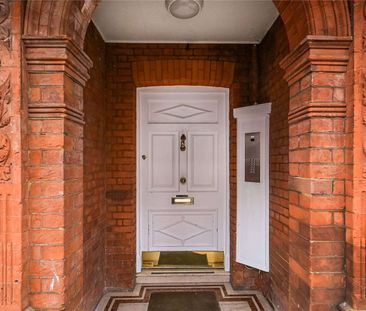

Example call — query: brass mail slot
[171,195,194,205]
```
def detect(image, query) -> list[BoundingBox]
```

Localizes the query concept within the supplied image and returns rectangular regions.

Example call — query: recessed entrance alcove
[2,0,364,311]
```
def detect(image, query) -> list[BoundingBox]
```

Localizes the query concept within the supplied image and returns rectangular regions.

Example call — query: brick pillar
[280,36,351,310]
[23,38,92,310]
[346,1,366,309]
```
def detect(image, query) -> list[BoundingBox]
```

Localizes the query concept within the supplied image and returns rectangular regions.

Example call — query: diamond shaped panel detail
[157,218,209,242]
[156,104,211,119]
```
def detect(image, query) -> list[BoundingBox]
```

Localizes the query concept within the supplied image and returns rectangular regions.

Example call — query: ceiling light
[166,0,203,19]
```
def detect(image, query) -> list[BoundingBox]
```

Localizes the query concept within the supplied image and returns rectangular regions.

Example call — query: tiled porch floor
[95,283,273,311]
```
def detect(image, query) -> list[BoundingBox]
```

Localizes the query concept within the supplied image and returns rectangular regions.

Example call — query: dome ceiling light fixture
[166,0,204,19]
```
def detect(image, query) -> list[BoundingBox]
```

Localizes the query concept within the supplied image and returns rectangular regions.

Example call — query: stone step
[136,269,230,284]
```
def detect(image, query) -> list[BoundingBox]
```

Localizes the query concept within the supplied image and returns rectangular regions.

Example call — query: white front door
[137,86,229,270]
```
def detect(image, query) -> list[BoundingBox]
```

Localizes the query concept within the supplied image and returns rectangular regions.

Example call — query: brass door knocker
[180,134,187,151]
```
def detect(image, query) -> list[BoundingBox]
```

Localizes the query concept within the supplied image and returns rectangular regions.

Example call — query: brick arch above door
[131,60,235,88]
[273,0,350,50]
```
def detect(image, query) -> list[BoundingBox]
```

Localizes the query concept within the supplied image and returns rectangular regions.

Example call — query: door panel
[188,132,217,192]
[149,132,179,192]
[149,211,217,250]
[146,97,219,124]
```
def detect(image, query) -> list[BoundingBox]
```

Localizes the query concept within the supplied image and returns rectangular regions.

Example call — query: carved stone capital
[280,35,352,85]
[23,37,93,86]
[23,37,93,124]
[280,36,352,123]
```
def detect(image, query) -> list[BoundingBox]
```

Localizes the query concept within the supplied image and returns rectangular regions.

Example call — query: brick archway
[23,0,351,50]
[274,0,350,49]
[2,1,359,310]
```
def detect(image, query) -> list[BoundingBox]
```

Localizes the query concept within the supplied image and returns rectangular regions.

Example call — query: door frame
[136,86,230,273]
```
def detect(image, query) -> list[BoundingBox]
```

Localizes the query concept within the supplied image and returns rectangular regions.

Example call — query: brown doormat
[158,251,208,266]
[147,291,220,311]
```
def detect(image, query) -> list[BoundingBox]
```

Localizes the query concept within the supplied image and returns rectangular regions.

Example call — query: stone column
[23,37,92,311]
[281,36,351,310]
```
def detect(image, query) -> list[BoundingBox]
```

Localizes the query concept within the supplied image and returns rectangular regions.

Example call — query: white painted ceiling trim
[92,0,279,44]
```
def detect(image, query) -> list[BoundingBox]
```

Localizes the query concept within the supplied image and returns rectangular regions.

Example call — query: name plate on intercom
[171,195,194,205]
[245,132,260,183]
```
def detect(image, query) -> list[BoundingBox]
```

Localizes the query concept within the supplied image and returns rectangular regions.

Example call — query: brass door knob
[180,177,187,184]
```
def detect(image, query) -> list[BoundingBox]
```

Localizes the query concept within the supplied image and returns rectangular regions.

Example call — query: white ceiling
[92,0,279,44]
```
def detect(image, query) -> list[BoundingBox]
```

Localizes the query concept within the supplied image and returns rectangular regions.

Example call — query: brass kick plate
[171,195,194,205]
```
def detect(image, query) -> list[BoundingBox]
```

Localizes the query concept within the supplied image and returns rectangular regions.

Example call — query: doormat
[147,291,220,311]
[158,252,208,266]
[101,284,270,311]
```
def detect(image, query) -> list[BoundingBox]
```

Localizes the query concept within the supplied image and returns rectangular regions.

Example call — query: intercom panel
[245,132,260,183]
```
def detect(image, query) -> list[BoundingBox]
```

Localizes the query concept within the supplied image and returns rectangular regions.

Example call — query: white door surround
[234,103,271,272]
[137,86,230,272]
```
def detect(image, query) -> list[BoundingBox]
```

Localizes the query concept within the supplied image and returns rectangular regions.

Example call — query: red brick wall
[83,22,106,310]
[105,43,257,289]
[27,85,85,310]
[258,18,290,310]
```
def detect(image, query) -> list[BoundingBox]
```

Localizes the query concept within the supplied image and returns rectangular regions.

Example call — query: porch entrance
[137,86,229,271]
